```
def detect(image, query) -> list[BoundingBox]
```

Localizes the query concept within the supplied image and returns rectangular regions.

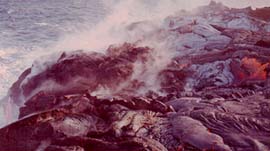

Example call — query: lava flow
[231,57,269,82]
[0,1,270,151]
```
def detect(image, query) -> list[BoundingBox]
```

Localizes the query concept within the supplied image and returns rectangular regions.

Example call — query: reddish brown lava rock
[249,7,270,21]
[1,2,270,151]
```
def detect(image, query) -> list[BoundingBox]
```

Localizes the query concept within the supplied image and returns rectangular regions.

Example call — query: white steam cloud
[1,0,270,128]
[52,0,270,52]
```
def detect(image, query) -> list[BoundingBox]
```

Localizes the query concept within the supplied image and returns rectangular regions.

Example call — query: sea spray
[1,0,270,128]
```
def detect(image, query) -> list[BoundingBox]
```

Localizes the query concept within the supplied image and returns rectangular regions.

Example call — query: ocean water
[0,0,107,98]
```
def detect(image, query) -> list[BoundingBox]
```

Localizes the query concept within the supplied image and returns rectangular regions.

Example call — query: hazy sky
[106,0,270,9]
[112,0,270,14]
[176,0,270,9]
[217,0,270,8]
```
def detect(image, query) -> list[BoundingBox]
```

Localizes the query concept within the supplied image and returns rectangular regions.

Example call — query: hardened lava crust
[1,2,270,151]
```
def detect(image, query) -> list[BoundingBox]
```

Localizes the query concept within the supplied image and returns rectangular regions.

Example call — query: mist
[1,0,270,128]
[52,0,270,53]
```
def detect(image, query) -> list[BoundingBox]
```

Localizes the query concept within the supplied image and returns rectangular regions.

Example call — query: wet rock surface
[1,2,270,151]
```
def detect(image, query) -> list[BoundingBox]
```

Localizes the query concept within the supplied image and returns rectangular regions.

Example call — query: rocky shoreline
[0,2,270,151]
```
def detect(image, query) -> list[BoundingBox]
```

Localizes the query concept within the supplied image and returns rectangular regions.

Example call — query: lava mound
[1,2,270,151]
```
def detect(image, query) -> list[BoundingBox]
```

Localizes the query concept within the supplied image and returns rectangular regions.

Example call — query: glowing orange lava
[237,57,269,81]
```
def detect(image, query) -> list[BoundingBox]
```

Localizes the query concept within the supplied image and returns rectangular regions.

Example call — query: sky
[167,0,270,10]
